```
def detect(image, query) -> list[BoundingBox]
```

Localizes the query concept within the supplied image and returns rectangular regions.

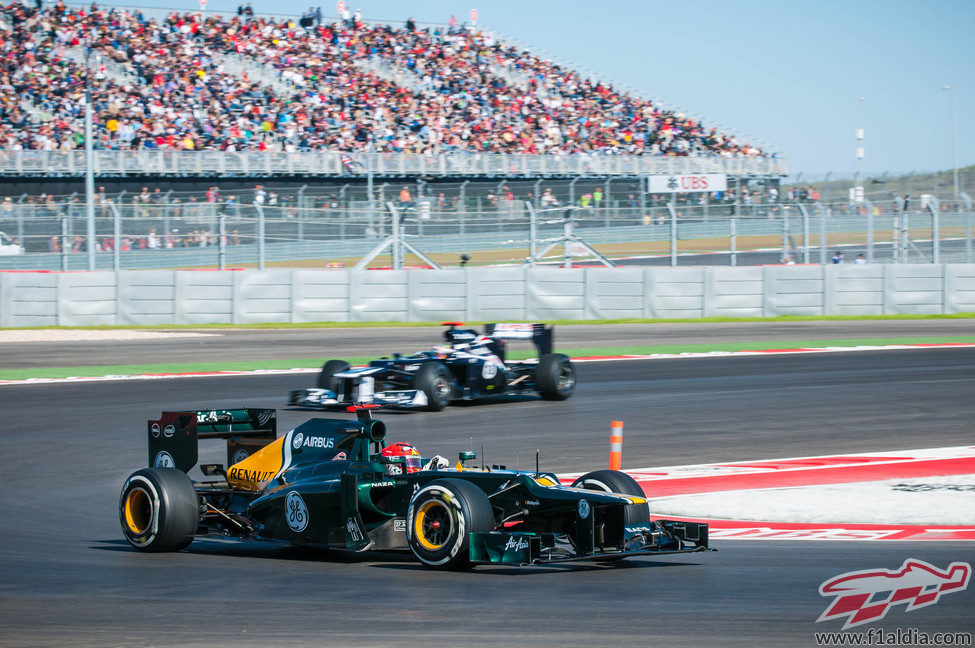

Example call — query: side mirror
[458,451,476,463]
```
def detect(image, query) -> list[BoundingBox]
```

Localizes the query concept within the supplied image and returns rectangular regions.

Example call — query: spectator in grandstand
[854,253,867,264]
[832,251,844,264]
[398,186,412,208]
[1,197,12,217]
[540,188,559,207]
[0,3,763,159]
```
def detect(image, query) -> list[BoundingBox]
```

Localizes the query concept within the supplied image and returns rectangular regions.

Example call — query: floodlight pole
[942,86,959,201]
[84,45,96,271]
[854,97,865,212]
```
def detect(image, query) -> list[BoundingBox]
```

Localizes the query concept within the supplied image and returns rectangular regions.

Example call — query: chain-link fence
[0,191,971,271]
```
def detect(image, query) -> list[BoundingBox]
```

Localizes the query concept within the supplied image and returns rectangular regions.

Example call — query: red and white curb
[563,447,975,541]
[2,342,973,386]
[560,446,975,496]
[665,519,975,542]
[570,342,975,363]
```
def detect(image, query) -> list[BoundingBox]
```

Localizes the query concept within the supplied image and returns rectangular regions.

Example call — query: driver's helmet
[381,442,422,475]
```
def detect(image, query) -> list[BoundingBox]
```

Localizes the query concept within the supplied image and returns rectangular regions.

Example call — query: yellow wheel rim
[414,499,451,551]
[124,487,152,535]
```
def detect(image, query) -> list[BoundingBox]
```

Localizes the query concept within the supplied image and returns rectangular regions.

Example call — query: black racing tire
[406,478,495,569]
[535,353,576,400]
[570,469,649,526]
[317,359,350,390]
[119,467,200,552]
[412,361,452,411]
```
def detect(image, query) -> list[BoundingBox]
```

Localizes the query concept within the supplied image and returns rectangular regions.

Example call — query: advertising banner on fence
[648,174,727,194]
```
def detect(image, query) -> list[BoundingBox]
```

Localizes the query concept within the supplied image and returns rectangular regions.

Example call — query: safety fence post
[798,203,811,264]
[60,216,69,271]
[819,208,828,265]
[867,207,874,263]
[526,201,536,266]
[966,210,972,264]
[219,211,227,271]
[667,201,677,267]
[110,202,121,271]
[256,204,266,271]
[729,215,737,267]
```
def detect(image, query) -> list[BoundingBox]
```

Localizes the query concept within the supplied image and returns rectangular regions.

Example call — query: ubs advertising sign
[648,174,727,194]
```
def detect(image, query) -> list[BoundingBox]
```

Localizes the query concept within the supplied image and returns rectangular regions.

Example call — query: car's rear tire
[317,359,350,390]
[406,478,495,569]
[412,362,452,411]
[119,467,200,552]
[535,353,576,400]
[570,469,649,525]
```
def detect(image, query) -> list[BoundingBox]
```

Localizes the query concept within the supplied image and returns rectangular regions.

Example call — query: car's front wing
[288,388,429,409]
[469,519,711,566]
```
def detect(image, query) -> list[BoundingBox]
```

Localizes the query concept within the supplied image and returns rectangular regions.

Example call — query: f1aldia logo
[817,559,970,629]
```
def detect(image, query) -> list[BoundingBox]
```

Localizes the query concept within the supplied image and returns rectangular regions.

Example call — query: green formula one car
[120,406,710,569]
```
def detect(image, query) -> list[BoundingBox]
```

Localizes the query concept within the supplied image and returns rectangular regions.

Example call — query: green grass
[3,335,974,381]
[1,312,974,331]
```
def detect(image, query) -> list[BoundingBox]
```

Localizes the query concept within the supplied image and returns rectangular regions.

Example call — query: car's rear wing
[484,323,554,357]
[147,408,277,474]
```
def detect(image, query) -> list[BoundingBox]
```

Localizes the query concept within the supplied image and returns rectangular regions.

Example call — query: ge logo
[666,177,678,190]
[285,491,309,532]
[232,449,249,464]
[482,363,498,380]
[292,432,305,449]
[578,499,591,519]
[154,451,175,468]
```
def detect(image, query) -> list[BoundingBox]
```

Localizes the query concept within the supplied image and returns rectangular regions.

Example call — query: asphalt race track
[1,348,974,647]
[5,318,975,369]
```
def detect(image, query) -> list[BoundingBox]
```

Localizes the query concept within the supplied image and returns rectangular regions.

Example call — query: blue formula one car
[288,323,576,411]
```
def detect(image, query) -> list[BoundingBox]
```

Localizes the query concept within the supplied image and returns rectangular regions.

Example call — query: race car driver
[380,442,449,475]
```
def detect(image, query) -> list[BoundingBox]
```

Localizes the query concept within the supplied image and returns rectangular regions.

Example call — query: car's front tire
[119,467,200,552]
[412,361,452,411]
[317,359,351,391]
[406,479,494,569]
[570,469,649,525]
[535,353,576,400]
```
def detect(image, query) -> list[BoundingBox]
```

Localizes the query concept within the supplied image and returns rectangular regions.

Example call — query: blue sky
[124,0,973,177]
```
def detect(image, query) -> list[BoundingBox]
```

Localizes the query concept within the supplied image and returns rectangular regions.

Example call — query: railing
[0,150,788,178]
[1,199,969,272]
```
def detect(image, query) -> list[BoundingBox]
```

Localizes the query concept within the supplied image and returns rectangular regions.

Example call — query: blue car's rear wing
[484,322,554,357]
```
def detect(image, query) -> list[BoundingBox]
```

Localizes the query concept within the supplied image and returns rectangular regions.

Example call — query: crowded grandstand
[1,1,767,158]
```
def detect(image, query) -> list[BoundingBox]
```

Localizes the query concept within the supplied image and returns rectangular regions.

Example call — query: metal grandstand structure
[0,150,788,178]
[16,2,788,183]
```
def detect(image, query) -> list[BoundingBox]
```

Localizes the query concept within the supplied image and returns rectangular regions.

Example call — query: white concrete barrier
[1,265,973,326]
